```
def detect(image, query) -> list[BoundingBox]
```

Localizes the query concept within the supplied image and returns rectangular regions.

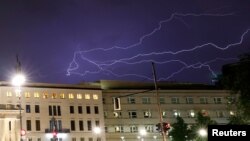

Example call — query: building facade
[101,80,235,141]
[0,82,105,141]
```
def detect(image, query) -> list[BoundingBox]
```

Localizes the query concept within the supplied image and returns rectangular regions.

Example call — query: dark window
[78,106,83,114]
[35,105,40,113]
[71,120,75,131]
[70,106,74,114]
[53,106,57,116]
[26,105,31,113]
[94,106,99,114]
[87,120,92,131]
[86,106,91,114]
[27,120,31,131]
[9,121,11,131]
[95,120,100,126]
[79,120,84,131]
[36,120,40,131]
[57,106,61,116]
[49,106,52,116]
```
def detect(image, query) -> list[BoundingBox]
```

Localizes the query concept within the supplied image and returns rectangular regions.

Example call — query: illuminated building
[0,82,105,141]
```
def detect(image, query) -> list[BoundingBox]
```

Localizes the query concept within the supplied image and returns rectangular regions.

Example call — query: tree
[169,116,191,141]
[219,53,250,121]
[189,111,217,141]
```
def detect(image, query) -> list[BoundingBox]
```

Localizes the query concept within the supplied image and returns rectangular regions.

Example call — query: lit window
[60,93,65,99]
[6,91,12,97]
[77,94,82,99]
[69,93,74,99]
[93,94,98,100]
[229,111,235,116]
[144,111,152,118]
[162,111,167,118]
[85,94,90,100]
[129,125,138,133]
[188,110,195,118]
[173,110,180,117]
[34,92,40,98]
[43,93,49,99]
[115,126,124,133]
[52,93,57,99]
[25,92,31,98]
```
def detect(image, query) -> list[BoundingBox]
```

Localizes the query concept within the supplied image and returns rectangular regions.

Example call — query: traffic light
[163,122,171,132]
[113,97,121,110]
[156,123,162,132]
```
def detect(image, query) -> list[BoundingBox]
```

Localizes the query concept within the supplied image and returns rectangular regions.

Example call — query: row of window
[25,105,100,115]
[24,119,100,132]
[110,97,229,104]
[6,91,99,100]
[18,137,100,141]
[107,110,235,119]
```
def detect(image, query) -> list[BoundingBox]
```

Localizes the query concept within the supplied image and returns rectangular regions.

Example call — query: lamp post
[12,56,26,141]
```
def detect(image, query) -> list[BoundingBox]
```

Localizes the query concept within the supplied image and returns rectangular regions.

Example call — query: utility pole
[152,62,167,141]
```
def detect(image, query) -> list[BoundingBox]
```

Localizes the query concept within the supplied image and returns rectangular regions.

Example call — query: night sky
[1,0,250,84]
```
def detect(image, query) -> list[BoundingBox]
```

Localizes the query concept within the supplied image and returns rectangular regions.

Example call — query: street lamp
[12,56,26,141]
[93,127,101,141]
[198,128,207,137]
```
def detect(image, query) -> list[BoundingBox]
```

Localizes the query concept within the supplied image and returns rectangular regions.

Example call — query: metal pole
[19,89,23,141]
[152,62,167,141]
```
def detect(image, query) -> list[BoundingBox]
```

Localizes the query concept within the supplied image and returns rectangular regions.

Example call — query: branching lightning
[66,11,249,83]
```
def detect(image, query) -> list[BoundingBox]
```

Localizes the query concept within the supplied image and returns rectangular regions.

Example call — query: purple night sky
[0,0,250,84]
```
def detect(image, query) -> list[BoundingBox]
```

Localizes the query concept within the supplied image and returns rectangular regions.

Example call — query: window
[69,93,74,99]
[80,138,85,141]
[93,94,98,100]
[27,120,31,131]
[188,110,195,118]
[7,91,12,97]
[77,94,82,99]
[128,97,135,104]
[85,94,91,99]
[57,106,61,116]
[95,120,100,126]
[71,120,75,131]
[142,97,151,104]
[227,96,236,104]
[70,106,74,114]
[9,121,11,131]
[200,97,208,104]
[94,106,99,114]
[102,98,106,104]
[144,111,152,118]
[113,111,122,118]
[49,106,52,116]
[216,111,224,118]
[78,106,83,114]
[60,93,65,99]
[35,105,40,113]
[171,97,179,104]
[87,120,92,131]
[214,97,222,104]
[53,106,57,116]
[88,138,93,141]
[186,97,194,104]
[160,97,165,104]
[72,138,76,141]
[26,105,31,113]
[34,92,40,98]
[115,126,124,133]
[145,125,154,132]
[25,92,31,98]
[86,106,91,114]
[36,120,40,131]
[129,125,138,133]
[79,120,84,131]
[173,110,180,117]
[128,111,137,118]
[162,111,167,118]
[52,93,57,99]
[43,93,48,99]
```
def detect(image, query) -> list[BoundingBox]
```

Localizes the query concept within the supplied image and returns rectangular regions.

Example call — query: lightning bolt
[66,11,248,83]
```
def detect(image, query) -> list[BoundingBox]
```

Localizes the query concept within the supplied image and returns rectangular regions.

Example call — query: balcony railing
[45,128,70,133]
